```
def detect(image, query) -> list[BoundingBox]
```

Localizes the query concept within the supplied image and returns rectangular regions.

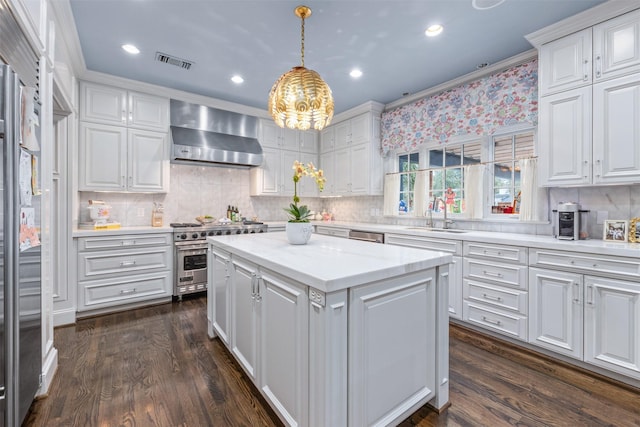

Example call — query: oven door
[175,243,208,295]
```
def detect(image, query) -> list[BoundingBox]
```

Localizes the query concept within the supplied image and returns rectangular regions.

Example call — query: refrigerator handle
[0,385,5,400]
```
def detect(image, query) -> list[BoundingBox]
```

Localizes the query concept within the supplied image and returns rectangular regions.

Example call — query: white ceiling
[68,0,605,114]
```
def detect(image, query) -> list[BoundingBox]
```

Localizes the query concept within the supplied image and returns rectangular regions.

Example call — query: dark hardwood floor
[24,296,640,426]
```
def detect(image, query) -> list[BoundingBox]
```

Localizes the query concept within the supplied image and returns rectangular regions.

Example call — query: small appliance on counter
[79,200,121,230]
[552,202,589,240]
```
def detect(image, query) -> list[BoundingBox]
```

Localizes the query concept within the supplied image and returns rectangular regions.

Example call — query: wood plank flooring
[24,296,640,426]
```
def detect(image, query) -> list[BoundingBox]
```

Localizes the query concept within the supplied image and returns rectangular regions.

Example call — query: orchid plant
[284,160,326,222]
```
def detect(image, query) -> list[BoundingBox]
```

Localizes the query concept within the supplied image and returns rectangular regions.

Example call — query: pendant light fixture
[268,5,334,131]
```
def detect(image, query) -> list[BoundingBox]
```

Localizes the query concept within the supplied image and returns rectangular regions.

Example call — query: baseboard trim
[36,346,58,398]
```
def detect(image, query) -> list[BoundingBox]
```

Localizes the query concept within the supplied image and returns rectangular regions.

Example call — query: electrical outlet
[137,208,145,217]
[596,210,608,224]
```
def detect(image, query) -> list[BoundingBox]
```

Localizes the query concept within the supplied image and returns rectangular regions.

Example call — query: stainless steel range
[171,221,267,298]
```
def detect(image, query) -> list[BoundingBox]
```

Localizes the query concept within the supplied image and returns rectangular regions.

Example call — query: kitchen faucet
[433,196,453,229]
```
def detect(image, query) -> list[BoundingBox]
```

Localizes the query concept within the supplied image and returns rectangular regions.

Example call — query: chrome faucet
[434,197,453,229]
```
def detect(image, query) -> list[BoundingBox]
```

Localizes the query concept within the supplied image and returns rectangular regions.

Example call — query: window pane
[494,164,512,186]
[462,140,482,164]
[399,154,408,172]
[429,149,443,167]
[430,170,444,192]
[409,152,419,167]
[515,131,535,158]
[445,145,462,167]
[445,168,462,190]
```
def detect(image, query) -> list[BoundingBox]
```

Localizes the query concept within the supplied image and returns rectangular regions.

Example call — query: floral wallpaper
[380,59,538,156]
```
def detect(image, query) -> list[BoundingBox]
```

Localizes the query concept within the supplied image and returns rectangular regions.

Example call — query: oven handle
[175,243,208,251]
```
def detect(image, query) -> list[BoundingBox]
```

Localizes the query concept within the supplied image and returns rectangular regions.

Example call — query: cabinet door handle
[482,293,503,302]
[586,285,594,306]
[595,55,602,78]
[119,260,137,267]
[255,277,263,302]
[481,316,502,326]
[122,109,127,124]
[482,270,503,278]
[250,273,257,299]
[120,288,137,295]
[583,59,589,81]
[573,282,580,303]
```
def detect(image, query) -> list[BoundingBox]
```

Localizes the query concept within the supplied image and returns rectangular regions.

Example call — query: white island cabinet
[207,232,451,427]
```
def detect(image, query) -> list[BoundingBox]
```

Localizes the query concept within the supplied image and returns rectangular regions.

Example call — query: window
[398,152,419,214]
[492,131,534,214]
[427,141,481,214]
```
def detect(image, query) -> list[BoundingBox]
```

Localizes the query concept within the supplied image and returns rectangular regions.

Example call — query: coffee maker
[553,202,589,240]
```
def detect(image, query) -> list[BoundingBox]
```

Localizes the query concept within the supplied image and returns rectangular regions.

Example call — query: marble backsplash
[77,164,640,239]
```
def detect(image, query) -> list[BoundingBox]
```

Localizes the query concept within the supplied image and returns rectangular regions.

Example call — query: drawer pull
[119,260,137,267]
[482,250,502,256]
[482,293,503,302]
[570,260,575,265]
[481,316,502,326]
[121,240,136,246]
[482,270,503,278]
[120,288,137,295]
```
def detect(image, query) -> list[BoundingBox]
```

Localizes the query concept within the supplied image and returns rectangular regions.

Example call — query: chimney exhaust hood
[170,99,263,167]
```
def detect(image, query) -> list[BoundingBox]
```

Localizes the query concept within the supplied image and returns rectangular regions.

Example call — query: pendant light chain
[300,13,305,67]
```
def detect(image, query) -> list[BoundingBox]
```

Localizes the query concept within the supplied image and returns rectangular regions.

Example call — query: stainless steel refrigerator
[0,62,42,426]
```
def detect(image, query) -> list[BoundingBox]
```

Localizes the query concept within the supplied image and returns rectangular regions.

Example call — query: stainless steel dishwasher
[348,230,385,244]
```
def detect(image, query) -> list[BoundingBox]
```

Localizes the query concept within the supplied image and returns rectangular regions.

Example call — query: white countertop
[309,221,640,258]
[207,232,452,293]
[72,225,173,237]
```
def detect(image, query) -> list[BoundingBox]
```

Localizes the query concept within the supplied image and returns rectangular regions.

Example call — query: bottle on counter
[227,205,232,219]
[151,202,164,227]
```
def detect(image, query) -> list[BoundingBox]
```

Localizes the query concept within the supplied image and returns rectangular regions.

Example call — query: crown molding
[384,49,537,113]
[525,0,640,47]
[49,0,86,78]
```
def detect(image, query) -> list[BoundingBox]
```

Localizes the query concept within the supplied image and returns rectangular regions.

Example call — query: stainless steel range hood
[170,99,263,167]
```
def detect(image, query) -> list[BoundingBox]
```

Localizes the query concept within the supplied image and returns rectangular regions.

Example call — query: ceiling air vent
[155,52,193,70]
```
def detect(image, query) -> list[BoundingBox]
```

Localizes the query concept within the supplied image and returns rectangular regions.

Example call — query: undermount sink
[405,227,468,234]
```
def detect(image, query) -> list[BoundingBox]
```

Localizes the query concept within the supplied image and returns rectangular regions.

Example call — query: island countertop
[207,232,452,293]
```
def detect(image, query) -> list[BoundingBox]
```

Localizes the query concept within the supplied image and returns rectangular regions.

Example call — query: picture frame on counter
[603,220,628,243]
[629,218,640,243]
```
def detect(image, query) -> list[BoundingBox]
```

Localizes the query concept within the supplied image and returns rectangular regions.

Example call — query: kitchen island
[207,232,451,426]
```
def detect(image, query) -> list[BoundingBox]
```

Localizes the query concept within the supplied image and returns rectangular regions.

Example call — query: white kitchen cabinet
[319,151,335,194]
[334,113,370,149]
[79,122,169,192]
[297,151,320,197]
[80,81,168,131]
[529,248,640,380]
[259,270,309,427]
[75,233,173,314]
[539,28,592,95]
[259,118,317,153]
[314,226,350,239]
[538,9,640,96]
[529,267,584,359]
[209,248,231,347]
[320,126,335,154]
[592,73,640,184]
[385,233,463,319]
[462,242,529,341]
[537,9,640,187]
[538,87,592,186]
[250,148,300,196]
[331,141,382,196]
[593,9,640,82]
[584,275,640,380]
[230,259,260,380]
[228,256,309,425]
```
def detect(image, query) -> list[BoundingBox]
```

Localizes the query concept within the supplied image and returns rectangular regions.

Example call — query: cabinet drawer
[464,279,528,315]
[463,258,528,289]
[463,301,528,341]
[314,226,349,238]
[79,272,171,311]
[386,234,462,255]
[78,234,172,251]
[530,249,640,279]
[78,246,172,281]
[464,242,527,263]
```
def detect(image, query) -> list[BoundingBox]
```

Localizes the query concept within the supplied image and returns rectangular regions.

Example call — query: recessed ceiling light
[231,75,244,84]
[425,24,443,37]
[472,0,506,10]
[350,69,363,78]
[121,44,140,54]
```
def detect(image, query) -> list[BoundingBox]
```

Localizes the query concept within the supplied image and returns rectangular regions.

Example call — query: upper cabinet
[258,119,317,153]
[79,82,170,192]
[536,8,640,186]
[539,9,640,97]
[80,82,169,131]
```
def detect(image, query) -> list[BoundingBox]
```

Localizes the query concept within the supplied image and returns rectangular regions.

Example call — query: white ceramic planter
[286,222,313,245]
